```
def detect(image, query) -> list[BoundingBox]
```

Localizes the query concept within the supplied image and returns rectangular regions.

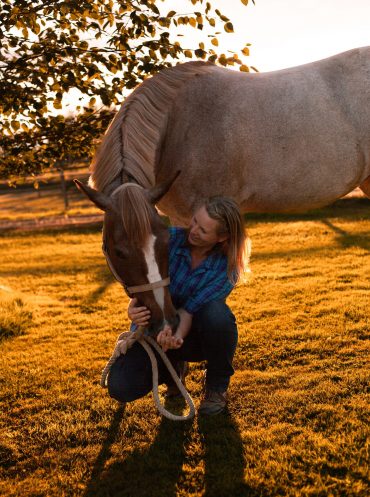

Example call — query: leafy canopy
[0,0,255,180]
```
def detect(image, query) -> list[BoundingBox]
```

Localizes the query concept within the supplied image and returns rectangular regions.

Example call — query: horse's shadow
[84,404,249,497]
[321,218,370,252]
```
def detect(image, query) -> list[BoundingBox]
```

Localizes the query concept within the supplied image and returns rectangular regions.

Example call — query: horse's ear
[74,180,112,212]
[147,170,181,205]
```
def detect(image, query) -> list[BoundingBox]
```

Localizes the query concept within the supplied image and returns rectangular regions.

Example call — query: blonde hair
[202,196,251,285]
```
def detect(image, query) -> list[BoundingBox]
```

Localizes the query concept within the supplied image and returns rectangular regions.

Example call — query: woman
[108,196,250,415]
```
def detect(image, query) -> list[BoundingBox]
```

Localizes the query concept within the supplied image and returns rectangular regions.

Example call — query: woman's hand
[156,325,184,352]
[128,298,151,327]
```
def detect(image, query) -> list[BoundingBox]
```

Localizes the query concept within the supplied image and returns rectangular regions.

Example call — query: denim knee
[195,300,237,338]
[107,349,153,403]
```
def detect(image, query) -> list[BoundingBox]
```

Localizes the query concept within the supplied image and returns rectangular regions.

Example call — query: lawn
[0,198,369,496]
[0,168,101,222]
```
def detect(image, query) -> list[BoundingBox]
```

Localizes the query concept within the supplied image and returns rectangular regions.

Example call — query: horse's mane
[89,61,215,193]
[112,183,153,247]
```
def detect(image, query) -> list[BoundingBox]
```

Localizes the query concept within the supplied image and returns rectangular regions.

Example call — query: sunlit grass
[0,293,33,341]
[0,199,369,496]
[0,169,100,221]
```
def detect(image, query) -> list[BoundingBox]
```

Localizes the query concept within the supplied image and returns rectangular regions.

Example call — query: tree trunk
[59,168,69,210]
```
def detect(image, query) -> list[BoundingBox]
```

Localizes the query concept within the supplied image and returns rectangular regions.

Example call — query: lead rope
[100,327,196,421]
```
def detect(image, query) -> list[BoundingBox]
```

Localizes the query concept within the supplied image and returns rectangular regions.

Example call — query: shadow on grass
[84,404,254,497]
[84,401,193,497]
[321,218,370,252]
[198,411,254,497]
[82,267,116,309]
[244,197,370,225]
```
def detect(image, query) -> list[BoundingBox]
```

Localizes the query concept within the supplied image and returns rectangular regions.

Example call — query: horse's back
[157,47,370,218]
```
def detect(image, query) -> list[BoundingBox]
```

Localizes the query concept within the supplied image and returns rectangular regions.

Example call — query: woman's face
[188,205,228,250]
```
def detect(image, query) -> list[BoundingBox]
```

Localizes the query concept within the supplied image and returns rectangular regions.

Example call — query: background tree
[0,0,255,181]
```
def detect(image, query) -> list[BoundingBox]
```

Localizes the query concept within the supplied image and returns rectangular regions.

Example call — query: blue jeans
[107,300,238,402]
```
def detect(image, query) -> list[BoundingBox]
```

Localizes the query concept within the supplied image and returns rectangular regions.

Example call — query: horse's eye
[115,248,127,259]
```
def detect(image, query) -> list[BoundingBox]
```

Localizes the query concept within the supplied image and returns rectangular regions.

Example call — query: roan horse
[88,46,370,225]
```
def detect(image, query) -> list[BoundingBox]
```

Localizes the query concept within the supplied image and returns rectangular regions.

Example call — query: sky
[64,0,370,110]
[166,0,370,72]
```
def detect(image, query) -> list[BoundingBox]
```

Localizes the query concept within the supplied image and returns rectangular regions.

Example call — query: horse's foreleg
[359,176,370,198]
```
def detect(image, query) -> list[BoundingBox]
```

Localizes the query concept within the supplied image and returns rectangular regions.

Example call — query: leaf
[224,22,234,33]
[211,38,218,47]
[189,18,196,28]
[242,47,250,56]
[11,121,20,132]
[240,65,250,72]
[184,50,193,58]
[60,4,69,15]
[241,0,249,5]
[195,48,206,59]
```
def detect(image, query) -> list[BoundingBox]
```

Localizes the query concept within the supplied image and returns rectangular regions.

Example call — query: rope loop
[100,327,196,421]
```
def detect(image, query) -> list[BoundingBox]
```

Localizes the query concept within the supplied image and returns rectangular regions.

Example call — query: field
[0,197,369,496]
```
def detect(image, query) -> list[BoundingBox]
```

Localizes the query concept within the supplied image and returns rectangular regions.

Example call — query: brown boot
[165,361,188,398]
[198,389,227,415]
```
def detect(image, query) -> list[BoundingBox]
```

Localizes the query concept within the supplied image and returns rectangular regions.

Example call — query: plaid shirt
[168,227,234,314]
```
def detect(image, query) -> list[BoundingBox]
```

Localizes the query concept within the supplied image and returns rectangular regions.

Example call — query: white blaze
[143,235,165,311]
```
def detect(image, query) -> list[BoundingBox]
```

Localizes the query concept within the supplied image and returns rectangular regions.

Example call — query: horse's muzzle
[146,312,180,337]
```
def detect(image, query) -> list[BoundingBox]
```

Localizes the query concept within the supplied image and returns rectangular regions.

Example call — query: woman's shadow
[198,410,253,497]
[84,403,251,497]
[83,400,193,497]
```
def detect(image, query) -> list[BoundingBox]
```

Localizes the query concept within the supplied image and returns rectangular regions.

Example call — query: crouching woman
[108,196,250,415]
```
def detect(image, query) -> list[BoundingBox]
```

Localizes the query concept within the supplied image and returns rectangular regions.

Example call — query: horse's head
[74,173,180,336]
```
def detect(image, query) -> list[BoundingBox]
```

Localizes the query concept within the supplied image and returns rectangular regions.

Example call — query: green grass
[0,199,369,496]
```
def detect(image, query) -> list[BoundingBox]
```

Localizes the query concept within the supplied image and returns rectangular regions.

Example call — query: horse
[74,174,197,420]
[88,46,370,225]
[74,174,180,336]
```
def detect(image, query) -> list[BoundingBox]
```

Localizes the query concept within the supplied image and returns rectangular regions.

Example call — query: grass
[0,168,100,222]
[0,293,33,341]
[0,198,369,496]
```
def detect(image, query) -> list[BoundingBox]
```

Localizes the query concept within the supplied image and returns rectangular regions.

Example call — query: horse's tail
[89,61,215,193]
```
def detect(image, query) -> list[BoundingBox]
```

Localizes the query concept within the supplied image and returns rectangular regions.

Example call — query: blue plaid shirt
[168,227,234,314]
